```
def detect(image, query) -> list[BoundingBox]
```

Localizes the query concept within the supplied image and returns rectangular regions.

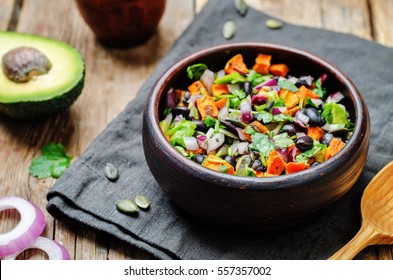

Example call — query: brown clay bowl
[142,43,370,231]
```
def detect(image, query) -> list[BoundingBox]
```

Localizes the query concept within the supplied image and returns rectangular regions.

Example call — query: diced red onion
[0,197,46,258]
[320,73,327,84]
[276,148,288,163]
[237,142,249,154]
[272,107,287,115]
[288,146,298,162]
[294,119,307,129]
[251,94,268,105]
[187,94,201,106]
[231,140,240,155]
[200,69,215,95]
[227,84,240,93]
[295,111,310,125]
[166,87,176,108]
[270,85,281,93]
[2,237,71,260]
[218,106,229,120]
[217,69,225,78]
[254,78,277,91]
[196,135,208,149]
[236,127,247,141]
[207,133,225,153]
[326,91,344,103]
[174,115,183,126]
[183,136,199,151]
[240,100,252,123]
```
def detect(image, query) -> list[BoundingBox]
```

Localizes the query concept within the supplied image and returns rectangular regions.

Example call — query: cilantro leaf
[278,79,298,92]
[247,70,273,87]
[273,133,294,149]
[312,77,327,99]
[186,63,207,80]
[204,116,217,127]
[273,114,293,122]
[296,142,327,162]
[249,133,275,158]
[255,111,273,123]
[29,143,73,179]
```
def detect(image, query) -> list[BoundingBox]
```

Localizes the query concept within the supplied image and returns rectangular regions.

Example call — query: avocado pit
[2,46,52,83]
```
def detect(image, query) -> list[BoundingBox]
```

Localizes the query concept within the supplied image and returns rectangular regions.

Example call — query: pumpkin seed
[116,199,139,214]
[223,21,237,40]
[105,162,119,181]
[265,19,284,29]
[135,195,150,209]
[234,0,248,17]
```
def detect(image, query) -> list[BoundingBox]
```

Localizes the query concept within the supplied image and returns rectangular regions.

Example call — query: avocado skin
[0,75,84,120]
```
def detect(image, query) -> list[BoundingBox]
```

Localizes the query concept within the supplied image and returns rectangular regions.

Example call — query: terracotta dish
[142,43,370,231]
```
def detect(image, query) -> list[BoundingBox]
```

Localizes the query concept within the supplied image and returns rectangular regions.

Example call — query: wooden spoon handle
[328,224,378,260]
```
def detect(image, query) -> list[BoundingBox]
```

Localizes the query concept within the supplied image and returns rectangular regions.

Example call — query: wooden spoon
[329,162,393,260]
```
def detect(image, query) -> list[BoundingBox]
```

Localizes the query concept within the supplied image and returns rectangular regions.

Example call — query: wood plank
[370,0,393,47]
[0,0,14,30]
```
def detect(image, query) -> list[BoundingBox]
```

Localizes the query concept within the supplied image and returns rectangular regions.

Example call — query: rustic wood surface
[0,0,392,260]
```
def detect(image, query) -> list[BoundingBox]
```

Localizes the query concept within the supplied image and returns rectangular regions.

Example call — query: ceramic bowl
[142,43,370,231]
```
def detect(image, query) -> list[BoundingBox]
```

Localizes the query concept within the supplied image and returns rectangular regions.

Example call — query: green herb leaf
[247,70,273,87]
[167,119,197,148]
[273,133,294,149]
[204,116,217,127]
[29,143,72,179]
[217,165,230,173]
[215,72,247,84]
[249,133,275,158]
[278,79,298,92]
[322,102,348,125]
[255,111,273,123]
[273,114,293,123]
[187,63,208,80]
[296,142,327,162]
[312,77,327,99]
[243,126,256,135]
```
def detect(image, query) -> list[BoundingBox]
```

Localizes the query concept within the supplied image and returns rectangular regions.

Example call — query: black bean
[295,75,313,88]
[242,81,253,96]
[251,159,262,171]
[280,124,297,136]
[224,155,236,167]
[192,120,208,132]
[172,106,190,119]
[220,120,239,134]
[295,136,314,151]
[321,133,334,146]
[194,154,206,165]
[303,108,324,127]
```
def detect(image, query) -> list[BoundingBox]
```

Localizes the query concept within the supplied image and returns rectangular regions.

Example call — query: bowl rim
[146,42,369,190]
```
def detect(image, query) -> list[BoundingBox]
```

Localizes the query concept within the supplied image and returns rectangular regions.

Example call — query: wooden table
[1,0,392,260]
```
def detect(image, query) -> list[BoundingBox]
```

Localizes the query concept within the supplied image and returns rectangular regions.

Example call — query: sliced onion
[0,197,46,258]
[296,132,306,138]
[276,148,288,162]
[183,136,199,151]
[205,127,215,140]
[240,100,252,123]
[218,106,229,120]
[270,85,281,93]
[200,69,215,95]
[254,78,277,91]
[166,88,176,108]
[163,112,173,125]
[2,237,70,260]
[227,84,240,93]
[237,142,249,154]
[196,135,207,150]
[231,140,240,155]
[288,77,298,84]
[326,91,344,103]
[207,133,225,153]
[272,107,286,115]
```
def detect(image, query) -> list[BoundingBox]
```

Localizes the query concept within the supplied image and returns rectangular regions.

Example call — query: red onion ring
[0,197,46,258]
[2,237,71,260]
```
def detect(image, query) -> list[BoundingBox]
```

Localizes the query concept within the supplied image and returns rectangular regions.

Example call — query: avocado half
[0,32,85,119]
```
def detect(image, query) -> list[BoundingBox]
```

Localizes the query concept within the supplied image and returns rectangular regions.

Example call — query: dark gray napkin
[46,0,393,260]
